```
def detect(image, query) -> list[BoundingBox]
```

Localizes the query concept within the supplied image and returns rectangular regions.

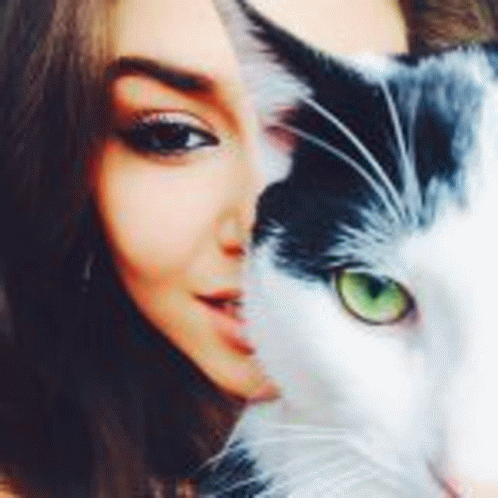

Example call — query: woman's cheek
[95,148,223,279]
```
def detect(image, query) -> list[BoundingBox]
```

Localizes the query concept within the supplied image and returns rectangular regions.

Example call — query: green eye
[336,270,413,324]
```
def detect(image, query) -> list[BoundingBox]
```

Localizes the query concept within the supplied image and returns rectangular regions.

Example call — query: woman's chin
[192,335,279,402]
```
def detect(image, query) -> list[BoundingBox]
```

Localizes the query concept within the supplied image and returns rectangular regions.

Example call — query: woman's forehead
[111,0,244,90]
[249,0,408,55]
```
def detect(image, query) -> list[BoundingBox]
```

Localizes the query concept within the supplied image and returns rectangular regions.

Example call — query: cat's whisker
[201,426,368,494]
[205,449,318,495]
[379,80,423,224]
[249,424,428,498]
[332,471,399,498]
[257,421,348,433]
[240,433,350,450]
[302,461,378,497]
[199,432,348,473]
[256,452,364,498]
[338,223,387,246]
[270,120,401,223]
[197,440,248,473]
[206,444,350,497]
[358,210,398,245]
[253,434,414,498]
[300,95,406,221]
[226,435,352,465]
[360,203,398,232]
[308,452,425,498]
[329,221,393,269]
[341,469,416,498]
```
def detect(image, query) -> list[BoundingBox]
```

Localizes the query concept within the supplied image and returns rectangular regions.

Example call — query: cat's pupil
[366,275,389,299]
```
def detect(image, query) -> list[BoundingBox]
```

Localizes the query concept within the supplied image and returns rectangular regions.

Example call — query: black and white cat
[205,1,498,497]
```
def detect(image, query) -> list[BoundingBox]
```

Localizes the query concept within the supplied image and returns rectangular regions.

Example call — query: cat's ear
[214,0,398,124]
[214,0,314,184]
[214,0,399,185]
[214,0,312,118]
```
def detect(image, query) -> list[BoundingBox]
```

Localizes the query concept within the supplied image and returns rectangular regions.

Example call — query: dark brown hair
[0,0,111,263]
[0,1,242,497]
[400,0,498,51]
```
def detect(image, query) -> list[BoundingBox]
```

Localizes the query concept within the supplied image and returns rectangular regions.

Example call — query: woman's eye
[335,269,414,325]
[116,112,219,156]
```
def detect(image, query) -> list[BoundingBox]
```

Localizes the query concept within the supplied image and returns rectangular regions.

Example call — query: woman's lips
[196,292,242,320]
[195,291,256,355]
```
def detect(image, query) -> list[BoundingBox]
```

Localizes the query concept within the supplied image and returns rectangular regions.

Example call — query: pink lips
[196,290,243,320]
[195,290,256,355]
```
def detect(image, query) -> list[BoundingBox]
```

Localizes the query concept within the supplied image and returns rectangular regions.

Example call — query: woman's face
[94,0,407,401]
[94,0,275,400]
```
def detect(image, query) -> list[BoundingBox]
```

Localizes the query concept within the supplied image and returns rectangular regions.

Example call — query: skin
[250,0,408,54]
[93,0,408,402]
[94,0,277,401]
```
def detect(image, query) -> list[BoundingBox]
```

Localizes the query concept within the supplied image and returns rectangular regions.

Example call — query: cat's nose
[447,478,498,498]
[445,385,498,495]
[434,260,498,494]
[444,326,498,498]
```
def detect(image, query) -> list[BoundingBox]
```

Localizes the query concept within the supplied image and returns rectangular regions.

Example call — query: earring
[81,251,95,294]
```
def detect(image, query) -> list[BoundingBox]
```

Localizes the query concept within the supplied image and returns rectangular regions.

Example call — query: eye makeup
[108,71,226,163]
[115,110,219,158]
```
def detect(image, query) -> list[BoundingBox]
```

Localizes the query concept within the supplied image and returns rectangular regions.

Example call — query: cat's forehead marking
[326,51,497,271]
[401,80,498,280]
[339,48,493,87]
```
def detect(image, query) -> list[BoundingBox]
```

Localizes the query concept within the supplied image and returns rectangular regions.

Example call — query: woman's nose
[217,216,246,257]
[216,176,260,258]
[217,148,264,257]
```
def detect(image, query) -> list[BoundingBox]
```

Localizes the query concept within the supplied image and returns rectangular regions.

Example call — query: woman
[0,1,274,496]
[0,0,494,497]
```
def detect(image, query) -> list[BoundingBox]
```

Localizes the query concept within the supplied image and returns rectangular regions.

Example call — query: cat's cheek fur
[397,84,498,482]
[233,244,440,496]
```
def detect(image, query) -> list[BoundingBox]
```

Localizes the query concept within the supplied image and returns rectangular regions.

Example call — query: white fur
[229,241,439,497]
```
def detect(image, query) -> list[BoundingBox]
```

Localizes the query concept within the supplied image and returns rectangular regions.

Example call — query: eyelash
[116,112,219,157]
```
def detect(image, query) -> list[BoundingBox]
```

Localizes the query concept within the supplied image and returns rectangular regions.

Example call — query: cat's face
[217,1,498,496]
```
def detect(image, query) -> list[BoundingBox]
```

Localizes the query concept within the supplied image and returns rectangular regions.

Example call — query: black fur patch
[241,0,491,279]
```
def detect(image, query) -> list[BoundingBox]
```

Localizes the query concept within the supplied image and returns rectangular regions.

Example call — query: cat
[201,1,498,497]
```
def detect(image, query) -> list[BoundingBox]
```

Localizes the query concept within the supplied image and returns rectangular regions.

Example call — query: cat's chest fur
[208,1,498,496]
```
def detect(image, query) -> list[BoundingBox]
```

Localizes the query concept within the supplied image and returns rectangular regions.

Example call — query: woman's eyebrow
[106,56,214,93]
